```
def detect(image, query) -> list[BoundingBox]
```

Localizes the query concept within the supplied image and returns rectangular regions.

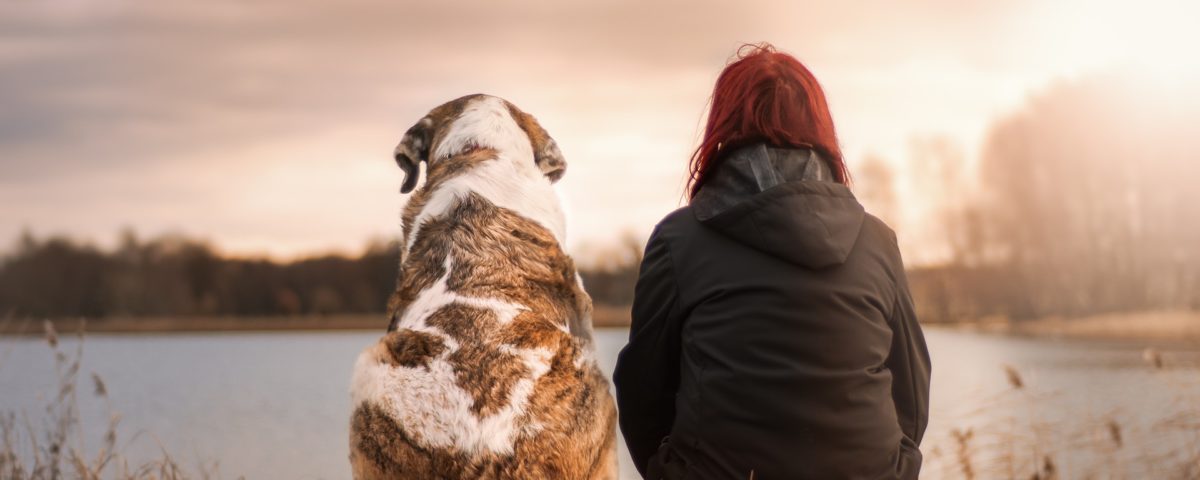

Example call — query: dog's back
[349,95,617,480]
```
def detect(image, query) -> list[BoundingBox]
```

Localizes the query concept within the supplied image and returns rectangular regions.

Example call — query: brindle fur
[351,96,617,480]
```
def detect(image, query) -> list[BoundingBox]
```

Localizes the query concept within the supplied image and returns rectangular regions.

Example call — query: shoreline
[0,305,635,336]
[937,310,1200,345]
[5,308,1197,345]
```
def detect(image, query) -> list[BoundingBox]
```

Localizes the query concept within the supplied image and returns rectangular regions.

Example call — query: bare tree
[976,72,1200,318]
[855,154,900,228]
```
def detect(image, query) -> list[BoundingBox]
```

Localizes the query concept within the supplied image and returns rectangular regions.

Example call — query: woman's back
[614,144,926,479]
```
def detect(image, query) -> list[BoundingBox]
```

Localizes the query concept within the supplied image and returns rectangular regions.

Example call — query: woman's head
[687,43,848,199]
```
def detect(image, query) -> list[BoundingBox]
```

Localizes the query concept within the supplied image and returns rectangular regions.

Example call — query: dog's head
[393,94,565,194]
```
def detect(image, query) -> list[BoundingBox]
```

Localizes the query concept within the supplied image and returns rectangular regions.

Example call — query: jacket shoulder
[858,213,908,290]
[651,206,700,239]
[861,213,899,250]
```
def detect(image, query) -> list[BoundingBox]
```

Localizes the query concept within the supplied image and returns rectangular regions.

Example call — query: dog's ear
[394,117,433,194]
[508,107,566,183]
[535,137,566,183]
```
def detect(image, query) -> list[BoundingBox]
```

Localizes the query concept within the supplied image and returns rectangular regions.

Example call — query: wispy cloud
[2,0,1193,258]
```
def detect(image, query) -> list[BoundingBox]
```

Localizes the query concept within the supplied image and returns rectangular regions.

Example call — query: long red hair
[687,43,848,200]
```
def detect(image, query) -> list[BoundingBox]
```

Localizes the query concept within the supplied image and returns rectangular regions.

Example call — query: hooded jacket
[614,144,931,479]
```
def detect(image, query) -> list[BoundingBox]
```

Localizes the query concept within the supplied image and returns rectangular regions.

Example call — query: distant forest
[0,230,640,321]
[892,72,1200,321]
[3,72,1199,324]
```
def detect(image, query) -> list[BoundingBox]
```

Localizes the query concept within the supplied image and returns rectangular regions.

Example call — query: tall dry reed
[0,320,231,480]
[927,351,1200,479]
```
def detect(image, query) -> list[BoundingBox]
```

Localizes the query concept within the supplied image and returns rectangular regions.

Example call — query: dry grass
[0,321,233,480]
[926,355,1200,479]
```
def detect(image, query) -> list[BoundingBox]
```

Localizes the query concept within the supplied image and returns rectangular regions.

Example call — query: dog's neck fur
[400,97,567,262]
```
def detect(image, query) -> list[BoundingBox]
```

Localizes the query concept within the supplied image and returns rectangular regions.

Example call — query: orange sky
[2,0,1196,263]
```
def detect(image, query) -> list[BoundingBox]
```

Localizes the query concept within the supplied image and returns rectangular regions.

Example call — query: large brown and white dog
[349,94,618,479]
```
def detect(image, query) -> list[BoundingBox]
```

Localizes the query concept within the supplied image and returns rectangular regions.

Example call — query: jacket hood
[692,143,865,268]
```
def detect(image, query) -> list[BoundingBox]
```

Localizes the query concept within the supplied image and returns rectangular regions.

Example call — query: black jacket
[614,144,931,479]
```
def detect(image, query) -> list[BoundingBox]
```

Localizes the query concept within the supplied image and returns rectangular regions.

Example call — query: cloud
[4,0,1188,257]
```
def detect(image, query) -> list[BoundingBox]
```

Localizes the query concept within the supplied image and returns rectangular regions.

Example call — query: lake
[3,327,1200,479]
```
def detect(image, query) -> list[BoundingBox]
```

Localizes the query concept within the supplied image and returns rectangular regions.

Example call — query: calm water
[2,327,1200,479]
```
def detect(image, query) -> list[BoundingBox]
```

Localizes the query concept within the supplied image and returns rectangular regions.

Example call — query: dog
[349,94,618,480]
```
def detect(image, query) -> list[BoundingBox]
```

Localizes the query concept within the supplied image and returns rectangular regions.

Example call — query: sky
[2,0,1197,263]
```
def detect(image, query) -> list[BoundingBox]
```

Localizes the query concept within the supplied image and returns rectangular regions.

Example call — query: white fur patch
[350,255,558,455]
[393,256,528,329]
[405,97,567,255]
[432,96,534,163]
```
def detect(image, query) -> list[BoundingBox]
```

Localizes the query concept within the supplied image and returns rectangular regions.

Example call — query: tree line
[0,230,642,320]
[883,72,1200,322]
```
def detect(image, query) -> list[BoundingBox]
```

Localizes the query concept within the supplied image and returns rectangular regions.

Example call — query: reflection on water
[2,327,1199,479]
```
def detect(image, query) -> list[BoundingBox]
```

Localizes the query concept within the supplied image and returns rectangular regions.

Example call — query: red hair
[687,43,848,199]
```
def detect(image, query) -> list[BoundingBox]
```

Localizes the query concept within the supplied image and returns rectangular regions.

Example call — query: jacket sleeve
[886,265,932,450]
[613,226,684,476]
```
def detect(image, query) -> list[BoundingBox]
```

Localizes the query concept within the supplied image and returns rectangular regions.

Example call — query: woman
[613,44,931,479]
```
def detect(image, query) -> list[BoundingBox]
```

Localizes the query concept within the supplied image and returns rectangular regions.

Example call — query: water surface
[2,327,1198,479]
